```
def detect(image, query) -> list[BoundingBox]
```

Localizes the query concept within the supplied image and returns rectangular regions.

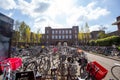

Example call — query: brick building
[108,16,120,36]
[41,26,79,46]
[0,12,14,60]
[90,30,105,40]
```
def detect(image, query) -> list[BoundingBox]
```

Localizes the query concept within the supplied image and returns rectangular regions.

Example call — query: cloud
[1,0,110,33]
[89,24,113,32]
[67,2,110,27]
[32,17,65,33]
[0,0,16,10]
[34,2,50,13]
[89,25,100,32]
[17,0,51,18]
[8,12,13,17]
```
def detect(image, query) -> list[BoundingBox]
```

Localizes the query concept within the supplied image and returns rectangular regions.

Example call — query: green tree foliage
[98,32,109,39]
[12,20,20,45]
[36,29,42,44]
[85,22,90,42]
[78,22,90,45]
[12,31,20,42]
[84,22,90,44]
[78,26,84,44]
[89,36,120,46]
[30,32,36,43]
[12,20,43,46]
[25,25,31,43]
[19,21,26,42]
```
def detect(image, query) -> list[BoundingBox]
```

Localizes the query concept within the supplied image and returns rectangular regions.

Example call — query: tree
[36,29,42,44]
[25,25,31,43]
[30,32,36,44]
[19,21,28,42]
[98,32,109,39]
[78,26,85,45]
[84,22,90,44]
[12,31,20,42]
[80,22,91,45]
[12,20,20,46]
[98,25,107,31]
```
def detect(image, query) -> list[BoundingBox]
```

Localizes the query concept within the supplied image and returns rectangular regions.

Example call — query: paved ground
[85,51,120,80]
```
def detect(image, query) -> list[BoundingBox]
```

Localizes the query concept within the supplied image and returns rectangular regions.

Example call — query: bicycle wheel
[23,61,37,75]
[38,56,51,75]
[80,66,87,79]
[111,65,120,80]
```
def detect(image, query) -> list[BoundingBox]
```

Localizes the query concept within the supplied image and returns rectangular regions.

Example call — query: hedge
[89,36,120,46]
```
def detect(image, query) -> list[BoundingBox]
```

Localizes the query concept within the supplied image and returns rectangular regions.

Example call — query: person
[77,48,88,67]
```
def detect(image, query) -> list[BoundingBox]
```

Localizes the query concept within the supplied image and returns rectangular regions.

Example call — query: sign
[15,71,36,80]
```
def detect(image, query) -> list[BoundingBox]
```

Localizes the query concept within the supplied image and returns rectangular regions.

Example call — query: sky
[0,0,120,33]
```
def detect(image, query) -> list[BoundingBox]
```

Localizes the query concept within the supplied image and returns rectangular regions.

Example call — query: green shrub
[89,36,120,46]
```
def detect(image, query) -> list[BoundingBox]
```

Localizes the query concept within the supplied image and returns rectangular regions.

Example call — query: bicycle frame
[2,63,15,80]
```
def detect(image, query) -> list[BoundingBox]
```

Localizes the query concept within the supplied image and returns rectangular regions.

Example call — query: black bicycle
[111,63,120,80]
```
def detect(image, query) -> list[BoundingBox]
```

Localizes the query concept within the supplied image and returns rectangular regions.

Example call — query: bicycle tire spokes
[111,65,120,80]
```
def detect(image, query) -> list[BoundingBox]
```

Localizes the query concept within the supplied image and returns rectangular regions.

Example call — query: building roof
[112,20,120,25]
[112,16,120,25]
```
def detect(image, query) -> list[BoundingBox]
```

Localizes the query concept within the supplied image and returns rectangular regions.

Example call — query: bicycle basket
[86,61,108,80]
[1,58,22,71]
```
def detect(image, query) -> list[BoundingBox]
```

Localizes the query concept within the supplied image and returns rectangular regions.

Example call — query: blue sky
[0,0,120,33]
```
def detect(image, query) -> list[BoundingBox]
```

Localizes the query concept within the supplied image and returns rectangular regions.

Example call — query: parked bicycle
[1,58,22,80]
[77,61,108,80]
[111,63,120,80]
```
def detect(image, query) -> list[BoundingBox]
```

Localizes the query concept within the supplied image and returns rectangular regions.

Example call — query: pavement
[87,51,120,61]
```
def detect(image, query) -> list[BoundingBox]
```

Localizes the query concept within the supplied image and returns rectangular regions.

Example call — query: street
[85,51,120,80]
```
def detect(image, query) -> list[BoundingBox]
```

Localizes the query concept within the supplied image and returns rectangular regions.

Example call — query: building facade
[90,30,105,40]
[108,16,120,36]
[41,26,79,45]
[0,12,14,61]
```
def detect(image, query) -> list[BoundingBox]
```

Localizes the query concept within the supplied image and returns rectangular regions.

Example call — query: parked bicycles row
[10,46,82,79]
[9,45,109,80]
[79,46,120,57]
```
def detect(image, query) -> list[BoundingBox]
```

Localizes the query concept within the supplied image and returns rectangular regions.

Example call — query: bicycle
[77,61,108,80]
[111,63,120,80]
[1,58,22,80]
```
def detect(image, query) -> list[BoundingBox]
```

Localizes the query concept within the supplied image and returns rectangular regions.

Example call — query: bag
[86,61,108,80]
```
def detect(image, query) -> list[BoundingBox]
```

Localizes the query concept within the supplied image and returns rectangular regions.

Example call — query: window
[75,30,77,33]
[75,34,77,39]
[62,30,64,34]
[47,30,49,34]
[46,35,49,39]
[52,35,54,39]
[62,35,65,39]
[66,30,68,34]
[52,30,54,34]
[59,35,61,39]
[59,30,61,34]
[55,35,58,39]
[66,35,68,39]
[69,35,72,39]
[55,30,58,34]
[69,30,72,34]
